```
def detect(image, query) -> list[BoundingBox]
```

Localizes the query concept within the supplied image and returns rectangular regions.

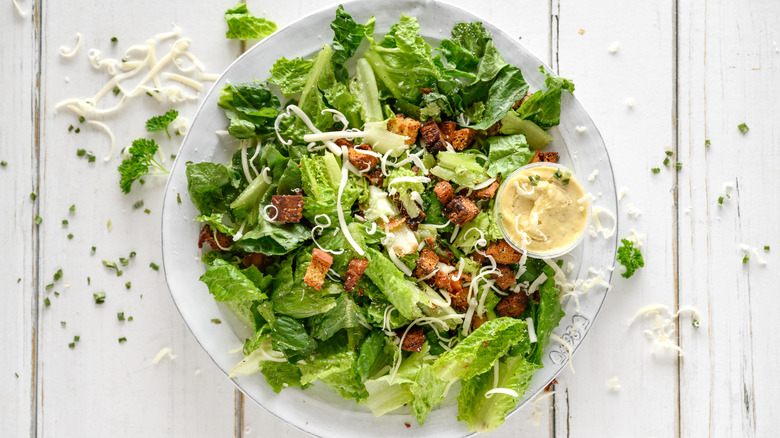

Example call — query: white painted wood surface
[2,0,779,436]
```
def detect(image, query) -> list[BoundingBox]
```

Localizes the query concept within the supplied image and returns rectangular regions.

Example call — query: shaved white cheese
[261,167,272,184]
[576,125,587,133]
[626,203,642,219]
[155,23,183,41]
[485,388,520,398]
[86,121,116,162]
[162,71,204,91]
[437,263,456,274]
[262,205,284,224]
[391,314,465,382]
[337,163,364,255]
[450,258,466,281]
[588,169,599,182]
[473,177,497,190]
[388,247,412,276]
[59,33,83,58]
[388,176,431,186]
[321,108,349,129]
[550,333,575,374]
[427,220,451,229]
[410,153,428,174]
[528,273,548,295]
[607,42,619,53]
[609,376,621,392]
[526,317,537,343]
[153,347,178,364]
[450,225,460,244]
[591,206,617,238]
[240,145,252,182]
[410,191,424,206]
[618,187,628,200]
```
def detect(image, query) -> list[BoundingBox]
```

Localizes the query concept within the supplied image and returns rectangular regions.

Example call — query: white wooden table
[3,0,778,436]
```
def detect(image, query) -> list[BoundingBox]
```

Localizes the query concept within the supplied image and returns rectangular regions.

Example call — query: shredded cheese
[85,121,116,162]
[485,388,520,398]
[591,206,617,238]
[526,317,538,343]
[337,154,364,255]
[153,347,178,364]
[59,33,83,58]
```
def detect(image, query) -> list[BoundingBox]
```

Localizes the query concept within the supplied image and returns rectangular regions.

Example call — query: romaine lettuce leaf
[308,293,368,341]
[528,267,565,364]
[330,5,375,82]
[453,211,503,251]
[499,111,554,149]
[271,252,337,318]
[516,66,575,129]
[218,80,280,138]
[457,354,542,432]
[364,247,429,320]
[186,162,235,215]
[199,259,267,303]
[236,219,309,255]
[354,330,393,382]
[485,133,534,177]
[271,315,317,358]
[261,361,306,393]
[224,3,277,40]
[431,317,527,381]
[430,151,490,188]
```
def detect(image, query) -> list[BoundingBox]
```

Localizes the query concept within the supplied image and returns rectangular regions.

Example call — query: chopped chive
[69,204,76,214]
[211,318,222,324]
[93,292,106,304]
[76,149,86,157]
[91,246,96,254]
[718,196,724,205]
[118,337,127,344]
[60,321,66,327]
[87,276,91,285]
[738,123,749,133]
[764,245,770,252]
[144,209,151,214]
[54,291,59,297]
[127,316,134,322]
[107,219,112,231]
[132,200,144,210]
[30,192,37,200]
[68,125,74,132]
[117,312,125,321]
[34,215,42,225]
[553,170,562,179]
[102,260,119,271]
[119,257,129,267]
[139,179,145,185]
[112,86,121,96]
[67,233,73,240]
[17,278,21,283]
[692,319,700,328]
[664,150,673,156]
[68,342,75,349]
[651,168,660,174]
[78,116,85,123]
[45,283,53,290]
[125,281,131,290]
[170,154,177,159]
[44,297,51,307]
[742,255,750,264]
[74,128,80,134]
[676,162,682,170]
[177,193,182,204]
[705,139,711,147]
[53,269,63,282]
[0,161,6,166]
[150,262,160,271]
[87,154,96,163]
[74,335,80,342]
[528,175,540,186]
[129,251,136,259]
[111,37,118,44]
[62,219,68,226]
[663,157,670,166]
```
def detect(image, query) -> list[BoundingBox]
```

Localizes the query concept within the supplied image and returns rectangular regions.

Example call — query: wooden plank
[677,1,780,436]
[0,4,39,438]
[237,1,554,436]
[556,1,679,437]
[35,1,241,436]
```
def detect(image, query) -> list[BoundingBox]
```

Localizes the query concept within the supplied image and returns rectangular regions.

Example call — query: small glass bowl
[493,162,591,259]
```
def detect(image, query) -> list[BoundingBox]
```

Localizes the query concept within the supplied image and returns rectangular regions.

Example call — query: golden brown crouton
[365,170,385,186]
[485,240,523,264]
[271,195,305,223]
[434,181,454,205]
[491,264,516,290]
[344,258,368,292]
[383,217,406,231]
[435,270,471,311]
[348,143,379,172]
[443,196,480,226]
[399,326,425,352]
[335,138,354,148]
[495,291,530,318]
[243,253,268,271]
[387,114,421,146]
[414,248,439,279]
[472,179,500,200]
[197,225,232,253]
[471,313,488,331]
[449,128,477,151]
[439,121,457,142]
[530,151,559,163]
[470,251,486,264]
[420,119,447,154]
[303,248,333,291]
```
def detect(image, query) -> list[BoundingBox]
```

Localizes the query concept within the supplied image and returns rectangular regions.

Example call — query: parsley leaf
[738,123,749,133]
[616,238,644,278]
[117,138,169,194]
[145,109,178,138]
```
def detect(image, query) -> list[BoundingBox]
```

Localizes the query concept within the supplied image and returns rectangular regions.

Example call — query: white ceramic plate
[161,1,618,436]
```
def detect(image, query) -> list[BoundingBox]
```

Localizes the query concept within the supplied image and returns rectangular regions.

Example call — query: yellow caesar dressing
[497,165,588,255]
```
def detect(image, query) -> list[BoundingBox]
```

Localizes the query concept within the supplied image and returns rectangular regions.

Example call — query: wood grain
[556,1,680,437]
[678,0,780,436]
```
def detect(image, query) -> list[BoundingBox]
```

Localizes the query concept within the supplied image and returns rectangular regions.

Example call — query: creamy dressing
[497,165,588,255]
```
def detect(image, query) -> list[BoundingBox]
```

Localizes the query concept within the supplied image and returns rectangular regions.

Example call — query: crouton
[495,291,530,318]
[335,138,354,148]
[434,181,454,205]
[471,314,488,331]
[491,264,515,290]
[485,240,523,264]
[439,121,457,142]
[344,258,368,292]
[387,114,421,145]
[394,196,426,232]
[243,253,268,271]
[271,195,305,223]
[512,92,534,110]
[365,170,385,186]
[443,196,480,226]
[399,326,425,353]
[472,179,500,199]
[485,120,502,137]
[383,217,406,231]
[449,128,477,151]
[348,143,379,173]
[470,251,486,264]
[530,150,559,163]
[414,248,439,279]
[197,225,232,253]
[420,119,447,154]
[420,87,432,95]
[437,250,455,264]
[434,269,471,311]
[303,248,333,291]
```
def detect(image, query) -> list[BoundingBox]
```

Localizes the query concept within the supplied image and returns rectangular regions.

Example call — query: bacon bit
[197,225,232,253]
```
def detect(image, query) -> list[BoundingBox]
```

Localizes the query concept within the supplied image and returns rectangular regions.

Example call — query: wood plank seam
[30,1,43,437]
[672,0,683,436]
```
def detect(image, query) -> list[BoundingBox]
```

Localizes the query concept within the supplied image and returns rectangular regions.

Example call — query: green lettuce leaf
[453,211,503,251]
[516,66,575,129]
[528,267,565,364]
[261,361,306,393]
[308,293,368,341]
[199,259,267,303]
[271,315,317,358]
[431,317,527,381]
[485,134,534,177]
[224,3,277,40]
[354,330,393,382]
[268,57,314,95]
[363,247,428,320]
[469,65,529,130]
[499,111,554,149]
[457,354,542,432]
[271,252,338,318]
[429,151,490,188]
[330,6,375,82]
[218,80,280,138]
[237,219,309,256]
[186,162,234,215]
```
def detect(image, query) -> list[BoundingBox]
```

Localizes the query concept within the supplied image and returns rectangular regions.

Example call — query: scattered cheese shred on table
[630,304,703,356]
[153,347,178,364]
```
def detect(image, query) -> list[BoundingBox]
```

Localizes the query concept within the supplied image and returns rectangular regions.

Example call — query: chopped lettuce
[364,247,429,320]
[308,293,368,341]
[330,6,375,82]
[485,134,535,177]
[528,267,565,364]
[430,151,490,188]
[261,361,306,393]
[218,80,280,138]
[224,3,277,40]
[499,112,553,149]
[516,66,575,129]
[186,162,235,215]
[384,167,424,218]
[453,211,503,251]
